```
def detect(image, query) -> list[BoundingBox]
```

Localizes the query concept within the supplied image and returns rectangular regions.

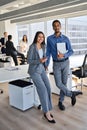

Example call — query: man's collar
[53,33,62,38]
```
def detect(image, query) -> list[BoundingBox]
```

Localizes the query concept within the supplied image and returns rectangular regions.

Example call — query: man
[0,32,8,54]
[6,35,25,66]
[46,20,80,111]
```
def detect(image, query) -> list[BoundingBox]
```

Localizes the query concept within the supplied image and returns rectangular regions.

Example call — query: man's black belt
[53,57,68,62]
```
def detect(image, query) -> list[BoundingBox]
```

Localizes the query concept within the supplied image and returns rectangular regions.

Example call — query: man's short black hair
[52,20,61,27]
[8,35,12,40]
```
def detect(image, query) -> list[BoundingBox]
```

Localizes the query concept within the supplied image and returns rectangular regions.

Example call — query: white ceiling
[0,0,87,23]
[0,0,48,14]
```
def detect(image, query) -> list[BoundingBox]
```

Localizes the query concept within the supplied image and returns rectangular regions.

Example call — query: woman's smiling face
[37,33,44,44]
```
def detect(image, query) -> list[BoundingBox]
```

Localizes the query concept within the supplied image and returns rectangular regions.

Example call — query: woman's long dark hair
[32,31,45,45]
[22,35,28,42]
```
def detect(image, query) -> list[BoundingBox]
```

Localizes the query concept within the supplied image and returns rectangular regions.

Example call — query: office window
[17,16,87,56]
[67,16,87,55]
[30,22,44,43]
[17,24,29,43]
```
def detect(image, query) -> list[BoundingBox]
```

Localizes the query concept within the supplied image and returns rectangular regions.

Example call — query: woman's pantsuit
[27,44,52,113]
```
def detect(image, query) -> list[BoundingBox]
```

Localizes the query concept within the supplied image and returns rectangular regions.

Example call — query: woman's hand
[45,67,48,71]
[40,57,47,63]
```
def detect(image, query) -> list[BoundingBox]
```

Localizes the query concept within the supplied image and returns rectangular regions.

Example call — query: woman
[27,31,56,123]
[19,35,29,55]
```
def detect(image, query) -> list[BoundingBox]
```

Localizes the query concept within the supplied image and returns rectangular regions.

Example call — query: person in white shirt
[19,35,29,56]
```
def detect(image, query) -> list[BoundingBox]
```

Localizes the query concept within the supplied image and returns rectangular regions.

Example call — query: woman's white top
[19,41,29,55]
[38,48,43,59]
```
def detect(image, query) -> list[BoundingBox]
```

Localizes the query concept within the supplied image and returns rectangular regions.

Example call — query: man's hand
[57,52,64,58]
[40,57,47,63]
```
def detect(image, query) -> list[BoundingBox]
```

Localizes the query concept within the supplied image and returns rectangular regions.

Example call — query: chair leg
[81,78,87,91]
[81,78,83,91]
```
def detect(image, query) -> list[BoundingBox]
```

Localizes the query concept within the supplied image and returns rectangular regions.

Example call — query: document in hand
[57,42,67,54]
[5,67,19,71]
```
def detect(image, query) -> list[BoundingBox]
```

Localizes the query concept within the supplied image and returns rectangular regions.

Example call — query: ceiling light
[0,9,9,14]
[13,4,19,8]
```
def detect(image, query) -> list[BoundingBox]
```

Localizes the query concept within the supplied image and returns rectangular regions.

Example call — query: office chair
[72,54,87,91]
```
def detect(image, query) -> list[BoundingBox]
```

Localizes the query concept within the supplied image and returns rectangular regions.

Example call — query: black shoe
[71,92,76,106]
[50,114,53,118]
[0,90,3,94]
[44,114,56,123]
[58,102,65,111]
[20,62,25,65]
[72,91,83,96]
[37,104,41,110]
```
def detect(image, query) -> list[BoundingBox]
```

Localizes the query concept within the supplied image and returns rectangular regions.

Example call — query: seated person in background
[0,42,2,53]
[6,35,25,66]
[0,32,8,54]
[19,35,29,56]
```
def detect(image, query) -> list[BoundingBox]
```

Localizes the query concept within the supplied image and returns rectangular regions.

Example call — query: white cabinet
[67,69,72,90]
[48,73,60,95]
[24,77,41,107]
[9,80,34,111]
[48,69,72,95]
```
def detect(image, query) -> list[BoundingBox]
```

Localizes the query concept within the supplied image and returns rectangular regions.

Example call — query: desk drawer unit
[9,80,34,111]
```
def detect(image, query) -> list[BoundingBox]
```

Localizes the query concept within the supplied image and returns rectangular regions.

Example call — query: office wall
[0,21,5,37]
[5,20,18,47]
[0,20,18,47]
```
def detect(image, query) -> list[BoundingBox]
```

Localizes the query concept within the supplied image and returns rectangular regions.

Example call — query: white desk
[0,65,29,83]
